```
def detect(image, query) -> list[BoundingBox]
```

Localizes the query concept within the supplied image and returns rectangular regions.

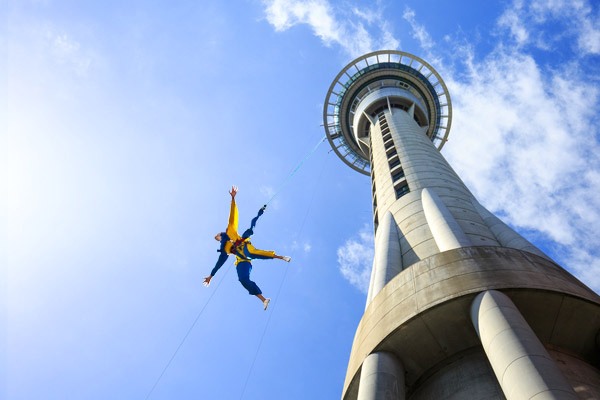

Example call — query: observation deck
[322,50,453,175]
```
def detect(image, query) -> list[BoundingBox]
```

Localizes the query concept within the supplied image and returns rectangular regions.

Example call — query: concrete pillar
[422,188,472,251]
[357,352,405,400]
[471,290,578,400]
[365,256,377,311]
[367,211,403,306]
[470,198,550,260]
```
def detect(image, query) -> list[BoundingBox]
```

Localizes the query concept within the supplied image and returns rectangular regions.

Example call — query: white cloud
[291,240,312,253]
[352,7,378,24]
[579,15,600,54]
[530,0,587,21]
[47,31,94,77]
[380,21,400,51]
[263,0,399,57]
[260,185,275,198]
[337,224,374,293]
[402,8,434,50]
[498,0,600,55]
[497,6,529,46]
[260,185,280,209]
[445,49,600,241]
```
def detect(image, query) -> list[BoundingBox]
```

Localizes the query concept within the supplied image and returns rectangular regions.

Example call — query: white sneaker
[263,298,271,310]
[282,256,291,262]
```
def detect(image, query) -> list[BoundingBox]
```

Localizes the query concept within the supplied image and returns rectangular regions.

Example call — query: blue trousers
[236,261,262,295]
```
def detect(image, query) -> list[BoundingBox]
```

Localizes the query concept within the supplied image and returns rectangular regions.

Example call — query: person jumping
[204,186,291,310]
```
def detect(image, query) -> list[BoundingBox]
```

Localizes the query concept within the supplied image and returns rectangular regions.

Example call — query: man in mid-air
[204,186,291,310]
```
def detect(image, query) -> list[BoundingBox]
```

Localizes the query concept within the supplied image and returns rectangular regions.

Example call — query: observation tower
[323,50,600,400]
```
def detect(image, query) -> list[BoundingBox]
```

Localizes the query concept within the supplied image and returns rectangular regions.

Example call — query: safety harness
[230,238,250,259]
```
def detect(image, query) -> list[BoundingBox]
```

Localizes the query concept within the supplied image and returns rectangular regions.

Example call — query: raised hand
[203,276,213,287]
[229,185,238,199]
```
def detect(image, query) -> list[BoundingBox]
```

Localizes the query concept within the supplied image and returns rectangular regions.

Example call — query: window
[392,169,405,182]
[395,182,410,199]
[389,158,400,170]
[369,136,374,166]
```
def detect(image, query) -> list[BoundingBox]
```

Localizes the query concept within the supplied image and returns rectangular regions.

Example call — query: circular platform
[322,50,453,175]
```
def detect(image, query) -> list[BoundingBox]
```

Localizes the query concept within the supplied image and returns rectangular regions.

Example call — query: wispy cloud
[497,5,530,46]
[400,7,442,68]
[291,240,312,253]
[337,224,373,293]
[262,0,399,57]
[260,185,279,209]
[402,7,434,50]
[497,0,600,55]
[47,31,94,77]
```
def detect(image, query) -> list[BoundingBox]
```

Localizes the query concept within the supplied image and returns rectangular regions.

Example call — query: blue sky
[4,0,600,399]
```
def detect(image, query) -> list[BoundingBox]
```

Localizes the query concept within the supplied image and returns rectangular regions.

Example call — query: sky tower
[323,50,600,400]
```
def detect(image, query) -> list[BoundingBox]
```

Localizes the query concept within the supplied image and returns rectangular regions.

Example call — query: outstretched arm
[204,251,229,287]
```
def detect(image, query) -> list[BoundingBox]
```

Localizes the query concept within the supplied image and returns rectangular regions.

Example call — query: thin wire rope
[238,152,330,400]
[144,260,235,400]
[265,135,327,206]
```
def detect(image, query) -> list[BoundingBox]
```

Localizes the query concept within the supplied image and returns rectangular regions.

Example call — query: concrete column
[470,198,550,260]
[471,290,578,400]
[365,256,377,311]
[357,352,405,400]
[367,211,403,306]
[422,188,471,251]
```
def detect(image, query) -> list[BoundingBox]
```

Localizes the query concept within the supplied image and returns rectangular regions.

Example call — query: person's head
[215,232,224,242]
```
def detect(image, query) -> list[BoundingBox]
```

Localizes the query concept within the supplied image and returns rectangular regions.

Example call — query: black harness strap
[230,238,247,258]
